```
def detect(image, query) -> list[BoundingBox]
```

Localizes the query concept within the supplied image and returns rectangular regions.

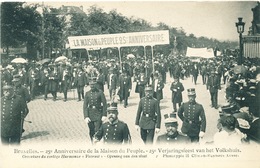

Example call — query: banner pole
[144,46,147,77]
[118,47,122,71]
[151,45,154,73]
[85,48,90,61]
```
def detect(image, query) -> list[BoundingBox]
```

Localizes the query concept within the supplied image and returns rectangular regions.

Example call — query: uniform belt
[143,114,155,118]
[184,119,196,124]
[88,105,100,109]
[143,114,150,117]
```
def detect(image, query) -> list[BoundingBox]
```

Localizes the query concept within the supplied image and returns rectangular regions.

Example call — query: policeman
[156,113,190,145]
[1,85,27,145]
[170,76,184,112]
[135,85,161,144]
[93,103,131,145]
[12,75,31,134]
[178,88,206,143]
[83,77,107,142]
[207,69,221,109]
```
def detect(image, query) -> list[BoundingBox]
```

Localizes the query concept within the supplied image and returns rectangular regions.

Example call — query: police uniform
[157,132,190,145]
[12,75,31,134]
[83,83,107,141]
[207,70,221,108]
[94,120,131,145]
[178,88,206,142]
[1,87,26,145]
[157,113,190,145]
[135,87,161,144]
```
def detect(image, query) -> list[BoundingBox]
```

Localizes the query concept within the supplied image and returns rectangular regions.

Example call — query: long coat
[135,97,161,129]
[135,73,148,93]
[156,132,191,144]
[170,81,184,103]
[107,73,118,90]
[48,70,59,92]
[207,73,221,93]
[151,77,164,100]
[178,101,206,137]
[1,95,26,137]
[74,72,87,87]
[83,88,107,121]
[118,74,132,100]
[94,120,131,144]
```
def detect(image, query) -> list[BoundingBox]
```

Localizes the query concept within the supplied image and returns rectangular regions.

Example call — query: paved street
[22,74,225,146]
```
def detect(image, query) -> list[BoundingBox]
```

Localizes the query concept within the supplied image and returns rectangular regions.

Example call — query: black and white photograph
[1,1,260,168]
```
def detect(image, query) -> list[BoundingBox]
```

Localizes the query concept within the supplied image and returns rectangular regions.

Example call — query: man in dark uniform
[207,69,221,109]
[28,61,40,100]
[118,70,132,108]
[135,71,148,99]
[135,85,161,144]
[12,75,31,134]
[60,65,72,102]
[1,85,27,145]
[178,88,206,143]
[74,67,87,101]
[93,103,131,145]
[83,78,107,143]
[157,113,190,145]
[170,76,184,112]
[107,67,118,102]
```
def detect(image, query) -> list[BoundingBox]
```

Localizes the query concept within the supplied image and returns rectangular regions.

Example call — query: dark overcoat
[170,81,184,103]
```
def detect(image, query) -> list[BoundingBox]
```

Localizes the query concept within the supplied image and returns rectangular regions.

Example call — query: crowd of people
[1,53,259,145]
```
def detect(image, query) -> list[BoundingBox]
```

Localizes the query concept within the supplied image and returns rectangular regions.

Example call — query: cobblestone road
[22,74,225,146]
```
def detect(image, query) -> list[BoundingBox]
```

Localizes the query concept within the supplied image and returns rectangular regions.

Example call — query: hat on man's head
[164,113,178,125]
[145,85,153,91]
[89,77,97,85]
[12,74,21,82]
[173,75,179,79]
[187,88,196,96]
[107,102,118,113]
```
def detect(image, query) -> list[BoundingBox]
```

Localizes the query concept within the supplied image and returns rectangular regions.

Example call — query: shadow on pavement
[21,131,49,140]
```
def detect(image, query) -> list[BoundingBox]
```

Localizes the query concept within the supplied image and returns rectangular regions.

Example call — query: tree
[42,7,67,58]
[1,2,42,59]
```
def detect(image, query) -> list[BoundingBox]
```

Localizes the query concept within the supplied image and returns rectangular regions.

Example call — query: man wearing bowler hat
[83,77,107,143]
[178,88,206,143]
[135,85,161,144]
[1,85,27,145]
[157,113,190,145]
[93,103,131,145]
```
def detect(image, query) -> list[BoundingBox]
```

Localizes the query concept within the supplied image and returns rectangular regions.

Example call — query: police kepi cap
[145,85,153,91]
[187,88,196,96]
[164,113,178,124]
[89,77,97,84]
[107,102,118,112]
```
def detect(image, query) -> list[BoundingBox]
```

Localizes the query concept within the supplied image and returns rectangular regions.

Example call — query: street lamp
[235,17,245,65]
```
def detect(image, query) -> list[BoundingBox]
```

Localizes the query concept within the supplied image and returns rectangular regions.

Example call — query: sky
[29,1,258,42]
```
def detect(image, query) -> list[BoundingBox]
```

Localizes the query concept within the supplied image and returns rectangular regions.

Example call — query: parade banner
[186,47,214,59]
[68,30,170,49]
